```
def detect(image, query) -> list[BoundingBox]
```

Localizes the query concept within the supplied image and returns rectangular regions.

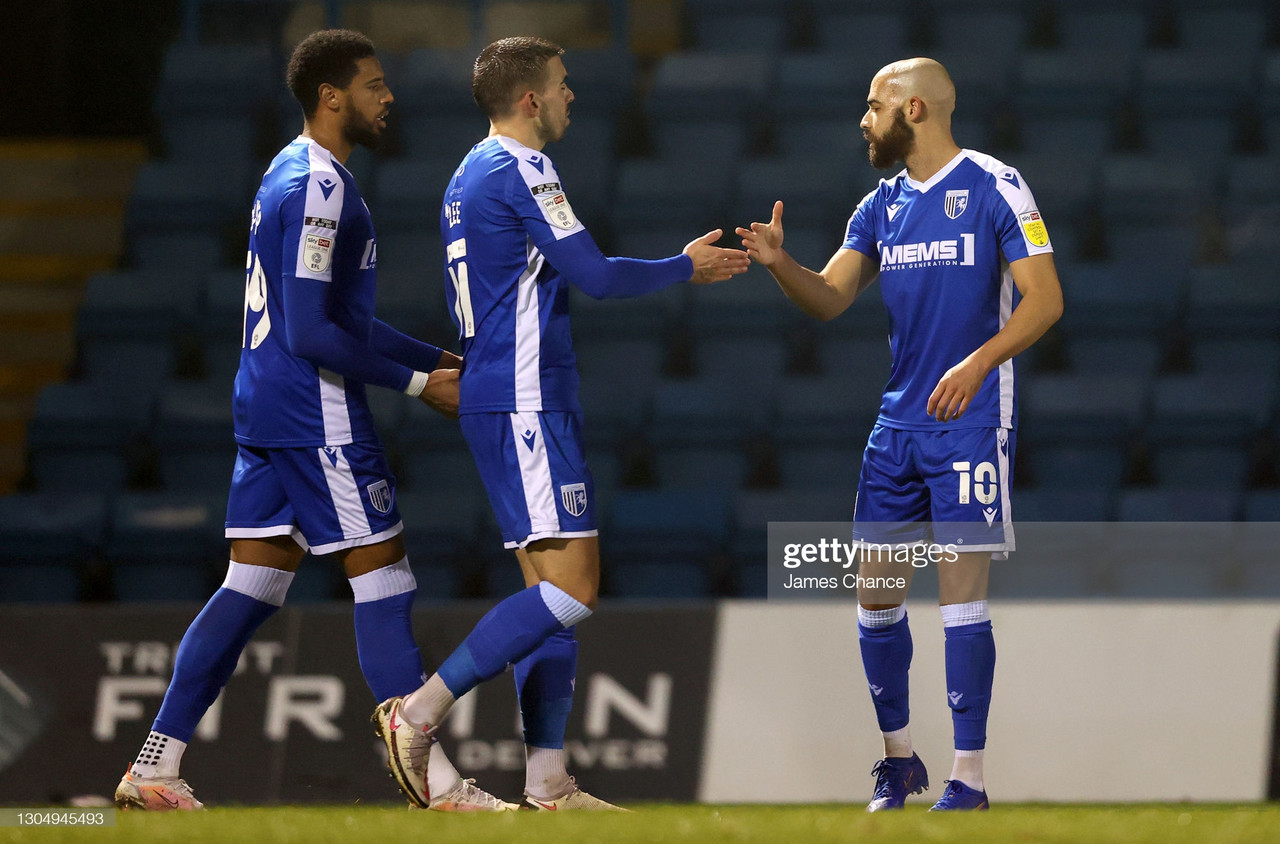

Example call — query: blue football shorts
[852,424,1016,558]
[460,410,598,550]
[225,441,403,555]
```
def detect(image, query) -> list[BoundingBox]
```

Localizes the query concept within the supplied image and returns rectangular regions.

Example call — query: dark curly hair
[472,36,564,119]
[286,29,376,118]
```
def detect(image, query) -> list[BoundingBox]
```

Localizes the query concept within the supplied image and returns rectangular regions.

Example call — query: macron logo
[318,178,337,200]
[1000,171,1020,190]
[949,691,964,706]
[984,507,998,527]
[323,447,341,467]
[869,684,884,697]
[521,430,537,450]
[527,155,546,175]
[886,203,903,222]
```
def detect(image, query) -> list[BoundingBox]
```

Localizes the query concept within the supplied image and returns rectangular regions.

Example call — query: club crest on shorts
[944,189,969,219]
[367,479,393,514]
[560,483,587,517]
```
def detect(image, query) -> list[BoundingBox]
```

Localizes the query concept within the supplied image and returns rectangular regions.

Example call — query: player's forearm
[370,319,446,372]
[972,285,1063,373]
[283,277,416,392]
[765,249,848,322]
[540,232,692,299]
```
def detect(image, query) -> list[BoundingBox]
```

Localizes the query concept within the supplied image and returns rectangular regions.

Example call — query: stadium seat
[107,492,226,602]
[1150,445,1252,490]
[1242,491,1280,522]
[1056,11,1148,56]
[775,117,864,161]
[729,487,853,567]
[776,443,864,489]
[576,338,665,396]
[1008,154,1098,225]
[372,159,459,230]
[397,448,486,501]
[612,157,734,232]
[395,48,482,118]
[691,12,787,53]
[153,379,236,491]
[609,561,712,599]
[1016,50,1133,117]
[128,160,251,233]
[1010,487,1115,521]
[1189,338,1280,376]
[1185,263,1280,339]
[1115,488,1242,522]
[649,376,763,446]
[1176,8,1268,60]
[1019,116,1114,160]
[697,337,788,391]
[653,446,748,489]
[131,231,227,271]
[159,114,257,166]
[650,119,752,166]
[1099,155,1213,225]
[553,49,636,117]
[283,561,342,603]
[396,114,489,162]
[78,269,199,351]
[1138,51,1244,118]
[606,488,731,561]
[686,267,793,335]
[775,54,888,120]
[576,368,652,447]
[1056,261,1182,337]
[153,44,275,117]
[1067,337,1164,378]
[27,382,152,493]
[734,156,856,231]
[994,522,1111,598]
[1265,51,1280,114]
[1146,374,1273,445]
[1021,373,1150,443]
[1144,117,1236,165]
[934,12,1027,67]
[567,279,688,340]
[811,12,909,57]
[646,51,775,122]
[1027,443,1130,490]
[0,493,106,565]
[202,269,247,343]
[396,489,482,562]
[923,50,1015,118]
[773,376,880,446]
[1104,223,1200,268]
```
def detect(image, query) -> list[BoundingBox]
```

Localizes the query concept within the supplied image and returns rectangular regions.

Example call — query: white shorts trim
[310,521,405,556]
[503,529,598,551]
[226,525,310,552]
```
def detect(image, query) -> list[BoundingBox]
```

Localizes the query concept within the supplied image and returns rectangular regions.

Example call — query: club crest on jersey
[560,483,587,517]
[541,192,577,230]
[304,234,332,273]
[367,480,393,514]
[944,190,969,219]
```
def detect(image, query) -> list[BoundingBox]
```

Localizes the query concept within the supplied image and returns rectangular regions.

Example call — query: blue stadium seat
[567,279,688,339]
[775,54,887,120]
[1177,8,1268,59]
[202,269,247,343]
[1099,155,1214,225]
[1020,374,1148,442]
[691,12,787,53]
[396,115,488,162]
[107,492,226,602]
[1150,445,1252,489]
[128,160,250,233]
[733,563,767,598]
[131,232,226,270]
[283,562,342,603]
[773,378,878,446]
[159,114,257,166]
[654,446,748,489]
[396,489,482,561]
[397,448,486,500]
[650,120,751,166]
[612,157,734,231]
[576,338,665,395]
[407,561,464,602]
[1019,116,1114,159]
[0,493,106,564]
[776,443,864,489]
[1104,223,1200,268]
[28,382,152,493]
[396,48,481,117]
[1009,155,1097,225]
[577,369,652,447]
[1190,339,1280,375]
[1057,262,1182,337]
[1265,52,1280,115]
[372,159,458,230]
[1138,51,1244,118]
[995,522,1111,598]
[77,270,200,378]
[1017,50,1133,117]
[609,561,712,599]
[780,227,846,271]
[153,379,236,491]
[397,398,472,455]
[363,386,407,451]
[1115,488,1242,521]
[1067,337,1164,377]
[924,50,1015,117]
[775,117,864,161]
[607,489,730,561]
[810,11,909,57]
[685,270,791,335]
[1057,12,1148,56]
[483,559,527,598]
[554,49,636,116]
[153,44,275,117]
[1144,117,1236,164]
[1027,444,1129,490]
[373,227,444,304]
[1225,157,1280,218]
[729,487,853,567]
[546,116,618,223]
[734,156,856,231]
[1010,487,1115,521]
[1146,374,1273,444]
[807,333,891,386]
[698,337,788,390]
[1185,263,1280,339]
[649,376,762,446]
[934,12,1027,67]
[647,51,774,122]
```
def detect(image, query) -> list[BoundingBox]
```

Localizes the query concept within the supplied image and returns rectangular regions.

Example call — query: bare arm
[926,252,1064,421]
[735,201,879,321]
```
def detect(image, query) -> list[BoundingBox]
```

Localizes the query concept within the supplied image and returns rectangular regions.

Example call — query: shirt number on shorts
[243,249,271,349]
[953,461,998,505]
[446,237,475,339]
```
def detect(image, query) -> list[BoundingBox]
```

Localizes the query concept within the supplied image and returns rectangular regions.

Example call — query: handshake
[682,200,790,284]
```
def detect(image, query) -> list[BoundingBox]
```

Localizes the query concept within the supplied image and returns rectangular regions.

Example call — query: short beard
[343,113,383,151]
[867,108,914,170]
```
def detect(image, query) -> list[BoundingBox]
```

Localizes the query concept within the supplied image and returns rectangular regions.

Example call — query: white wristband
[404,370,430,397]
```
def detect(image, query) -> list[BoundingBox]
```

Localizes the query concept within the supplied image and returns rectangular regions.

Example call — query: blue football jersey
[235,137,381,447]
[441,136,589,414]
[842,149,1053,430]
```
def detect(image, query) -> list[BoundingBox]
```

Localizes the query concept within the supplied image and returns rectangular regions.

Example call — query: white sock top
[348,557,416,603]
[940,600,990,627]
[858,604,906,628]
[223,561,294,607]
[538,581,592,627]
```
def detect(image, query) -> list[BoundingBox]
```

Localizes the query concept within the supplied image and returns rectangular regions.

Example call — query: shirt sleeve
[278,186,416,392]
[506,150,588,248]
[841,188,881,260]
[538,229,693,300]
[989,167,1053,262]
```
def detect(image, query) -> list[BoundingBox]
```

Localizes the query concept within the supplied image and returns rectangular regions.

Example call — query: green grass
[6,804,1280,843]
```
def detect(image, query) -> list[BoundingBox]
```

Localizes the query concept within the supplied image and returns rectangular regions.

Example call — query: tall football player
[738,58,1063,811]
[115,30,513,812]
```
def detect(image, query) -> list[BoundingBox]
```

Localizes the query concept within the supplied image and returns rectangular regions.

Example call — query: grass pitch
[6,804,1280,843]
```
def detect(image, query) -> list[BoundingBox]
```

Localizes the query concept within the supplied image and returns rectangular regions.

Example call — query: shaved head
[871,57,956,123]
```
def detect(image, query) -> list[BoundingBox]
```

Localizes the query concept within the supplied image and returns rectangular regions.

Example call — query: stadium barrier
[0,601,1276,804]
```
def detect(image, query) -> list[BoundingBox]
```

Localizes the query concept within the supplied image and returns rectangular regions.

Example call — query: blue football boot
[866,752,929,811]
[928,779,989,811]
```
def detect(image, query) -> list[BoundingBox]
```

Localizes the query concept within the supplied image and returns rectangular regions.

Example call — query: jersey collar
[902,149,968,194]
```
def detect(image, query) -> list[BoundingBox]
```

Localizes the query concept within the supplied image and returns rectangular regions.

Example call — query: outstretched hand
[735,200,785,266]
[683,229,751,284]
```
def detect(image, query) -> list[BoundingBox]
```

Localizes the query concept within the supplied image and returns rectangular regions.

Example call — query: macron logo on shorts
[521,429,537,450]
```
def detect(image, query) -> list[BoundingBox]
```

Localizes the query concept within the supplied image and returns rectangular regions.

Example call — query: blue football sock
[514,626,578,749]
[858,609,912,734]
[438,582,590,699]
[350,559,425,701]
[943,619,996,751]
[152,586,280,742]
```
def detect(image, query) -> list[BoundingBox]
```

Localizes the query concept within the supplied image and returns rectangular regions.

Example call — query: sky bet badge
[1018,210,1050,247]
